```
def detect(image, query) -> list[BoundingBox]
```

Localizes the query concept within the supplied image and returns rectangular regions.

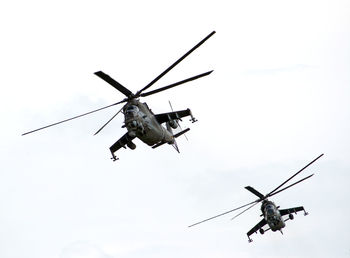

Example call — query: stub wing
[247,218,267,239]
[279,206,305,216]
[154,109,194,124]
[109,133,136,161]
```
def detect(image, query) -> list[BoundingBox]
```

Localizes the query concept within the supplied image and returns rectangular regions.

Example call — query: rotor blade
[94,71,133,97]
[140,70,213,97]
[231,201,260,221]
[94,105,124,135]
[137,31,216,95]
[188,200,259,228]
[245,186,265,200]
[268,174,314,198]
[265,154,324,198]
[22,100,126,136]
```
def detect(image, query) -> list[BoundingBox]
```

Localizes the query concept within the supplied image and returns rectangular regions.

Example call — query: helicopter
[188,154,324,242]
[22,31,215,161]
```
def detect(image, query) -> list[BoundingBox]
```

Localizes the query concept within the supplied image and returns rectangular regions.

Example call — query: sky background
[1,0,350,257]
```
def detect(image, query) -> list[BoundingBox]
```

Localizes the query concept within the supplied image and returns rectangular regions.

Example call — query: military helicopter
[188,154,324,242]
[22,31,215,161]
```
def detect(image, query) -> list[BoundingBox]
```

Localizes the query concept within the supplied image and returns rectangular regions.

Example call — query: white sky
[1,0,350,258]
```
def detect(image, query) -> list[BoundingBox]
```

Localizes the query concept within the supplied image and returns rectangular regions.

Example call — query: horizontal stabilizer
[152,128,190,149]
[173,128,190,138]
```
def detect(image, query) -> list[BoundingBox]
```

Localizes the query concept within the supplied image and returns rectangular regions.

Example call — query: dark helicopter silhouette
[22,31,215,161]
[189,154,324,242]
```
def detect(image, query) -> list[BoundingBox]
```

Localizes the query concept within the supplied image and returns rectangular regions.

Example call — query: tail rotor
[168,100,188,141]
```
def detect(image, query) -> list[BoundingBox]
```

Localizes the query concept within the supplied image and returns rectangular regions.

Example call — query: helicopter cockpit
[264,204,278,222]
[124,105,146,136]
[126,105,139,113]
[125,105,140,118]
[263,203,284,229]
[265,204,275,215]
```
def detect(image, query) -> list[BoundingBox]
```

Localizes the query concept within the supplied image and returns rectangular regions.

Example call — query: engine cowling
[289,214,294,220]
[259,228,264,235]
[168,120,178,129]
[127,141,136,150]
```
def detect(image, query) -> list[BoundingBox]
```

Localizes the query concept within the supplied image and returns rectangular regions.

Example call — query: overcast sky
[1,0,350,258]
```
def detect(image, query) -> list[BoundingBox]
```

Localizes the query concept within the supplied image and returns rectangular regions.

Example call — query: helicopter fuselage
[123,100,174,146]
[261,200,285,232]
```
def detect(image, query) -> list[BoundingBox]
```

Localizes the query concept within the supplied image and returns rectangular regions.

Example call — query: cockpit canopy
[267,207,274,215]
[264,204,276,216]
[125,105,139,114]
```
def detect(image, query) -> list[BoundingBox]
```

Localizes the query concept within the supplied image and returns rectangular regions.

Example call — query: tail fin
[172,140,180,153]
[168,100,188,141]
[166,121,180,153]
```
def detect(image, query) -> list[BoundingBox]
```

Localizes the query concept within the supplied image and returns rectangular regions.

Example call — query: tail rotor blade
[168,100,188,141]
[168,100,174,112]
[137,31,215,95]
[22,100,126,136]
[181,126,189,141]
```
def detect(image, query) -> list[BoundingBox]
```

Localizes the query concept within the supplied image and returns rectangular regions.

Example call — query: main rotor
[22,31,215,136]
[188,154,324,227]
